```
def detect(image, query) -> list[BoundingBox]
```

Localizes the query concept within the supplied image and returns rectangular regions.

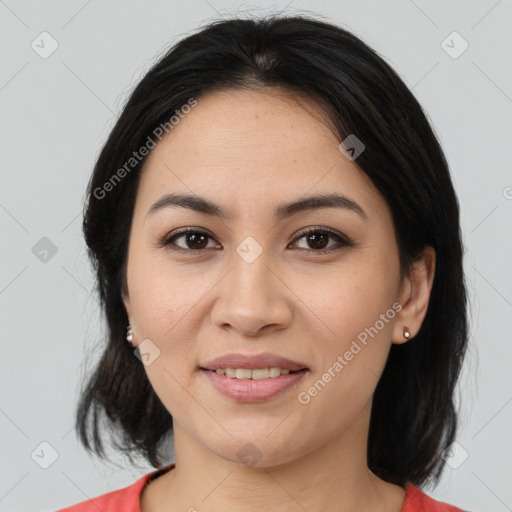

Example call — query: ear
[392,245,436,345]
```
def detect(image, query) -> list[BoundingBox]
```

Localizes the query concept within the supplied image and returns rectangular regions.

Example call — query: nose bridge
[212,238,291,334]
[231,239,277,305]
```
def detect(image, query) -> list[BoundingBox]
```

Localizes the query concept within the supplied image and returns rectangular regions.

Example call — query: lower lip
[201,369,308,402]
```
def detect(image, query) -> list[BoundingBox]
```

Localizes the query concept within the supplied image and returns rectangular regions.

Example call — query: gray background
[1,1,511,511]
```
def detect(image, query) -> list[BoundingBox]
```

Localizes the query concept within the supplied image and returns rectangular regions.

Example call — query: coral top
[56,463,466,511]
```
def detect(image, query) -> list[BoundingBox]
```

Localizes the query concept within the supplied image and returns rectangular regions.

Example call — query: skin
[121,88,436,512]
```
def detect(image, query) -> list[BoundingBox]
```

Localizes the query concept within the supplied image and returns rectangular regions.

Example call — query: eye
[289,227,353,255]
[161,226,352,255]
[161,227,219,252]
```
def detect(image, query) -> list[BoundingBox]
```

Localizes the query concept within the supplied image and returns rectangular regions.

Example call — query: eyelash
[160,226,353,255]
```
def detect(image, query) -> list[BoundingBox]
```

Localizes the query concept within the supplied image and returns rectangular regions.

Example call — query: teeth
[235,368,252,379]
[214,367,294,379]
[269,367,282,377]
[251,368,269,380]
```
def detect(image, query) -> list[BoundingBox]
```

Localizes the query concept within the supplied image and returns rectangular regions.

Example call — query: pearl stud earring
[126,324,134,344]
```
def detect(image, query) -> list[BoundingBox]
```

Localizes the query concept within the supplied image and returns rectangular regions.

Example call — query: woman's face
[122,88,432,467]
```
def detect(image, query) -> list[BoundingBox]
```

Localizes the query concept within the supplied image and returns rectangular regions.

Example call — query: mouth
[200,367,305,379]
[199,352,309,402]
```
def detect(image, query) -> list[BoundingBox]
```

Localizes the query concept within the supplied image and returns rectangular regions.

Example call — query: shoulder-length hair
[77,13,469,488]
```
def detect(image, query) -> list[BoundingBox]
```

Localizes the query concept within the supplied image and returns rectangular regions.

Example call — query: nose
[211,249,293,337]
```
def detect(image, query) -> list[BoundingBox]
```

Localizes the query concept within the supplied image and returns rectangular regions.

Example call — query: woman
[57,13,469,512]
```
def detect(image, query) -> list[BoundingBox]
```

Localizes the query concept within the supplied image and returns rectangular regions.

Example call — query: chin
[207,434,308,469]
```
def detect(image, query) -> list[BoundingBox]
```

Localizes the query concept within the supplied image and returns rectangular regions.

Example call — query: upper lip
[200,352,308,371]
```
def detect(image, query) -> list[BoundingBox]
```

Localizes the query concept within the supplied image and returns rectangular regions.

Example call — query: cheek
[129,249,202,333]
[293,261,398,406]
[297,256,398,339]
[295,298,394,431]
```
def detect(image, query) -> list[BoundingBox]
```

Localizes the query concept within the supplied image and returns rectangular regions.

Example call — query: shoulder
[55,464,175,512]
[402,483,467,512]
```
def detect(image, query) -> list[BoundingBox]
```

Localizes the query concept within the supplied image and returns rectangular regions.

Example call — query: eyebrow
[145,192,368,222]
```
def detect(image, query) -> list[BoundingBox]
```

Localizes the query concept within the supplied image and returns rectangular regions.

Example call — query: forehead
[135,88,388,224]
[147,88,340,168]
